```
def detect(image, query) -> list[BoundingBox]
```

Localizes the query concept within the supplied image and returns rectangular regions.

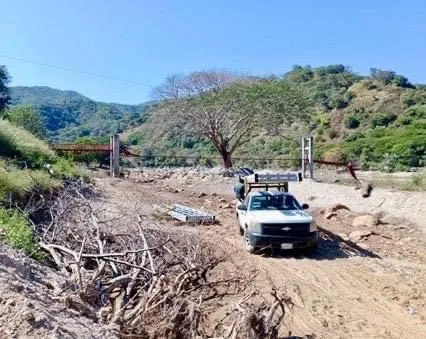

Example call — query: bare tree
[152,70,238,100]
[152,74,185,100]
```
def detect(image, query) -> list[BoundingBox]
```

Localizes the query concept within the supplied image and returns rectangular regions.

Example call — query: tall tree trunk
[220,150,233,169]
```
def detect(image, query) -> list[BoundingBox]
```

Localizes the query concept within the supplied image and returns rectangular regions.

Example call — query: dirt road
[95,172,426,338]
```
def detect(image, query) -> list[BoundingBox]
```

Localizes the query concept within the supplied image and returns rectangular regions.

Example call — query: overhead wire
[0,54,149,87]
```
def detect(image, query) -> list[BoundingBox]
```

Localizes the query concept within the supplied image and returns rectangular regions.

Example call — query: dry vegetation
[13,179,293,338]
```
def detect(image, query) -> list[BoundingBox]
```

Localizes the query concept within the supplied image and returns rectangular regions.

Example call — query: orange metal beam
[50,144,111,152]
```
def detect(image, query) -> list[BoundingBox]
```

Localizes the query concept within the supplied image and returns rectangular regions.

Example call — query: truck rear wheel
[243,229,256,253]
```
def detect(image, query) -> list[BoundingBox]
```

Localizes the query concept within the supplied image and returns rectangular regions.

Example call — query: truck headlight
[309,222,318,232]
[251,222,262,234]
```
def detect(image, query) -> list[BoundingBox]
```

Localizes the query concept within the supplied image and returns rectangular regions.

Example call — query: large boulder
[352,215,379,227]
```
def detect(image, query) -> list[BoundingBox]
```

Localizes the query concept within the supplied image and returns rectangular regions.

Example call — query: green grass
[0,119,85,183]
[0,161,62,201]
[341,122,426,169]
[0,119,57,168]
[0,207,44,260]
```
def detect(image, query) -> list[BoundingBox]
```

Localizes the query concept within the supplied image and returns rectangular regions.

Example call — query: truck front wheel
[236,214,244,235]
[243,228,256,254]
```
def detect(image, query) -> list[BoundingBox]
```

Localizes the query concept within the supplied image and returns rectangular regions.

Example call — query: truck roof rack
[243,172,302,193]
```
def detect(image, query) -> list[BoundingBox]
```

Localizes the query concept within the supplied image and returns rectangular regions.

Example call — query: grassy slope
[0,120,83,258]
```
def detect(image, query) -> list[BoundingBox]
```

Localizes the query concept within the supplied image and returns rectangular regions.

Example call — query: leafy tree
[316,64,347,76]
[0,65,11,113]
[392,75,414,88]
[4,105,46,138]
[176,86,261,168]
[370,68,414,88]
[141,148,156,167]
[284,65,314,83]
[370,68,395,84]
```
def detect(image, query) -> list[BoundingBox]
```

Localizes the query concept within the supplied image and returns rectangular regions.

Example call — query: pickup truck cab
[236,191,318,253]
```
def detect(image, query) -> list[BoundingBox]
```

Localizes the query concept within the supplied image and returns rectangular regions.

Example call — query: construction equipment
[168,204,215,224]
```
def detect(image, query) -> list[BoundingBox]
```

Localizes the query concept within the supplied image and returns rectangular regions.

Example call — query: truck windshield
[249,194,302,211]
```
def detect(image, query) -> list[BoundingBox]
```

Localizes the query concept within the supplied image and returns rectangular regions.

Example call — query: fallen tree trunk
[360,181,373,198]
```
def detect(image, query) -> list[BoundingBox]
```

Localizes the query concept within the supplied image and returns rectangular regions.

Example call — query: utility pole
[110,134,120,177]
[301,136,314,180]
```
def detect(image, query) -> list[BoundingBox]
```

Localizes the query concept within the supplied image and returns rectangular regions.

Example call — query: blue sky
[1,0,425,104]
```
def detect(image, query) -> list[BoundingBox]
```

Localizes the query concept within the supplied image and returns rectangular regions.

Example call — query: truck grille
[261,223,310,236]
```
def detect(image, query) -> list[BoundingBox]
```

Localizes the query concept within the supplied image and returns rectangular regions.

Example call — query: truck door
[238,195,250,227]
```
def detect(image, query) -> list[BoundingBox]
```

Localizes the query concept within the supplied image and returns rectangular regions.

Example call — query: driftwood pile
[28,181,293,338]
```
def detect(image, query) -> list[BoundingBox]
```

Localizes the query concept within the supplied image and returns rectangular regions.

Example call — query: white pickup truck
[236,190,318,253]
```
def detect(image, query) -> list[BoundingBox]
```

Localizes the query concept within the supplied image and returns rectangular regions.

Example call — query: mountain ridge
[10,86,154,142]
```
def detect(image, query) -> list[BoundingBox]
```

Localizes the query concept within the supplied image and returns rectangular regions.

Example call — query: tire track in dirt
[222,218,426,338]
[252,257,425,338]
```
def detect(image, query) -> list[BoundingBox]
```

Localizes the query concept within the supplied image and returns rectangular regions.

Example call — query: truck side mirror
[237,204,247,211]
[301,203,309,210]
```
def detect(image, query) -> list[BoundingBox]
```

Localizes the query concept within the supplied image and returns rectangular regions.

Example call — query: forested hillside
[10,86,153,142]
[125,66,426,171]
[3,66,426,172]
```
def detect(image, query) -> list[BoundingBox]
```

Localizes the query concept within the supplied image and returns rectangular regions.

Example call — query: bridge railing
[50,144,111,152]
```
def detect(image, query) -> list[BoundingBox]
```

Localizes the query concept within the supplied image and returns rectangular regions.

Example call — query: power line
[0,54,149,87]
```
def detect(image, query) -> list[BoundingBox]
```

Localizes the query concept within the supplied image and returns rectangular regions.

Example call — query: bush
[358,147,373,170]
[52,158,83,179]
[0,208,44,260]
[328,129,338,139]
[401,89,426,108]
[370,112,397,128]
[323,145,344,162]
[127,131,145,145]
[405,105,426,119]
[344,115,361,129]
[344,131,364,142]
[395,115,413,126]
[378,154,408,173]
[199,157,216,168]
[141,148,156,167]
